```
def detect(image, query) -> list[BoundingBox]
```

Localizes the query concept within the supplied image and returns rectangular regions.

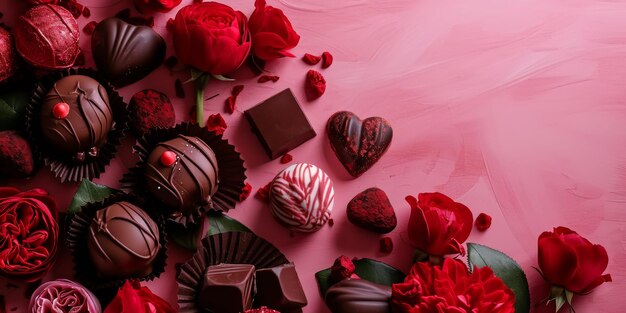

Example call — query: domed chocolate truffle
[145,135,219,214]
[325,279,392,313]
[0,27,18,83]
[39,75,113,163]
[14,5,79,69]
[270,163,335,232]
[87,201,160,279]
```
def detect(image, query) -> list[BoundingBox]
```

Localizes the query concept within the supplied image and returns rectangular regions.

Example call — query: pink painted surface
[1,0,625,312]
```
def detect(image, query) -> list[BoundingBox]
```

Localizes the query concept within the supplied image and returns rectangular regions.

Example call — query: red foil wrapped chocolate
[14,5,80,69]
[0,27,18,83]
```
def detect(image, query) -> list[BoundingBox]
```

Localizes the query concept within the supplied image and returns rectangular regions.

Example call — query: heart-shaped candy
[326,111,393,177]
[347,187,397,234]
[92,18,165,87]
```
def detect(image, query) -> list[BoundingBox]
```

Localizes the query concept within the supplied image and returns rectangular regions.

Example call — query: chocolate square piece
[198,264,255,313]
[256,263,308,312]
[245,89,316,159]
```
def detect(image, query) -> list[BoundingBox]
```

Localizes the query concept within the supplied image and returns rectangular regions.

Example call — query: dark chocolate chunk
[144,135,219,214]
[256,263,308,311]
[198,264,255,313]
[244,89,316,160]
[326,111,393,177]
[91,18,165,87]
[87,201,160,279]
[39,75,112,163]
[325,279,392,313]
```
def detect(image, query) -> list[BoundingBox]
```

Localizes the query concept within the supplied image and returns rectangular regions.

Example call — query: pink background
[1,0,625,312]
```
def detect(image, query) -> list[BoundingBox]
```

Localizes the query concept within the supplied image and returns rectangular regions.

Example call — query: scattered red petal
[166,18,175,31]
[206,113,227,135]
[306,70,326,99]
[328,218,334,226]
[330,255,357,283]
[322,51,333,68]
[73,51,85,66]
[175,79,185,98]
[66,0,84,18]
[239,183,252,202]
[82,6,91,18]
[193,0,203,2]
[83,21,97,35]
[256,182,271,203]
[380,237,393,254]
[475,213,492,231]
[164,56,178,69]
[302,53,321,65]
[258,75,280,83]
[225,96,236,114]
[232,85,245,97]
[280,153,293,164]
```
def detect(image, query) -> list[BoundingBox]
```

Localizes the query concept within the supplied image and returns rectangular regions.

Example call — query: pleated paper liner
[25,68,129,183]
[120,122,247,226]
[176,231,290,313]
[66,192,168,290]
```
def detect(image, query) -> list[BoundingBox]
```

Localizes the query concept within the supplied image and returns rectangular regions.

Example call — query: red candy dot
[53,102,70,119]
[160,150,177,166]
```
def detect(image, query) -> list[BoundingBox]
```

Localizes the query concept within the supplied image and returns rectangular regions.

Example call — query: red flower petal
[82,21,97,35]
[258,75,280,83]
[82,7,91,18]
[232,85,245,97]
[380,237,393,254]
[322,51,333,68]
[280,153,293,164]
[302,53,321,65]
[239,183,252,202]
[475,212,492,231]
[305,70,326,99]
[225,96,236,114]
[206,113,227,135]
[538,234,579,287]
[255,182,271,203]
[166,18,174,31]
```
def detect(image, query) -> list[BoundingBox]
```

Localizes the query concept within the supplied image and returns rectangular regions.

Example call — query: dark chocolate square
[244,89,316,159]
[198,264,255,313]
[255,263,308,311]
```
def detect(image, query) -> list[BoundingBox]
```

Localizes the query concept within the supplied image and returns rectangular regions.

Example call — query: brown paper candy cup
[66,192,168,290]
[176,231,289,313]
[25,68,129,183]
[120,122,247,226]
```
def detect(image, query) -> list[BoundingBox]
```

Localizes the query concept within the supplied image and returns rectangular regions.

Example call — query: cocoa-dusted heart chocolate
[326,111,392,177]
[347,187,397,234]
[91,18,165,87]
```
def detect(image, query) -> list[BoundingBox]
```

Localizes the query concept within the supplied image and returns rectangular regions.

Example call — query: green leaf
[207,213,251,236]
[67,179,116,215]
[0,88,30,131]
[184,68,206,84]
[171,213,250,251]
[467,243,531,313]
[315,258,405,297]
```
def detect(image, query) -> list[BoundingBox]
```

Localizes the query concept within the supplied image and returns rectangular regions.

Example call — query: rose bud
[29,279,101,313]
[14,5,79,70]
[104,280,175,313]
[134,0,182,13]
[405,193,473,258]
[538,227,612,311]
[0,187,59,282]
[0,27,18,83]
[173,2,251,75]
[0,131,34,178]
[249,0,300,61]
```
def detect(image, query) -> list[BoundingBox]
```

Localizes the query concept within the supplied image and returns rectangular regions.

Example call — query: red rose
[405,192,473,257]
[391,259,515,313]
[173,2,251,75]
[0,187,59,282]
[538,227,611,294]
[134,0,181,13]
[104,281,175,313]
[249,0,300,61]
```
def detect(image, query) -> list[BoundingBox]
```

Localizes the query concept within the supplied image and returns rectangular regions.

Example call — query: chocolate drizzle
[145,135,219,214]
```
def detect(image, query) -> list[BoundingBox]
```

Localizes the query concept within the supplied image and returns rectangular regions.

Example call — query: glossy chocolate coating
[87,201,160,279]
[145,135,219,214]
[92,18,165,87]
[325,279,392,313]
[39,75,112,163]
[244,89,316,159]
[326,111,393,177]
[198,264,255,313]
[256,263,308,311]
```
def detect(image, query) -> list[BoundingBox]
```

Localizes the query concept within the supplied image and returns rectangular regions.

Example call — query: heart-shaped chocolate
[92,18,165,87]
[347,187,397,233]
[326,111,393,177]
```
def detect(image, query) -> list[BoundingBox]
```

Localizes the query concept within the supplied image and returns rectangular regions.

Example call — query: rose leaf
[315,258,405,297]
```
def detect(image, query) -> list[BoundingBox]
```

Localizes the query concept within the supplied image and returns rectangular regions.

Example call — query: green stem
[195,74,210,127]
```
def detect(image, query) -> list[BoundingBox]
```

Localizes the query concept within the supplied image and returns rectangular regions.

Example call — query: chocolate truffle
[270,163,334,232]
[256,263,308,311]
[39,75,113,163]
[0,27,18,83]
[87,201,160,279]
[14,5,79,69]
[198,264,255,313]
[145,135,219,214]
[244,88,316,160]
[325,279,392,313]
[92,18,166,87]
